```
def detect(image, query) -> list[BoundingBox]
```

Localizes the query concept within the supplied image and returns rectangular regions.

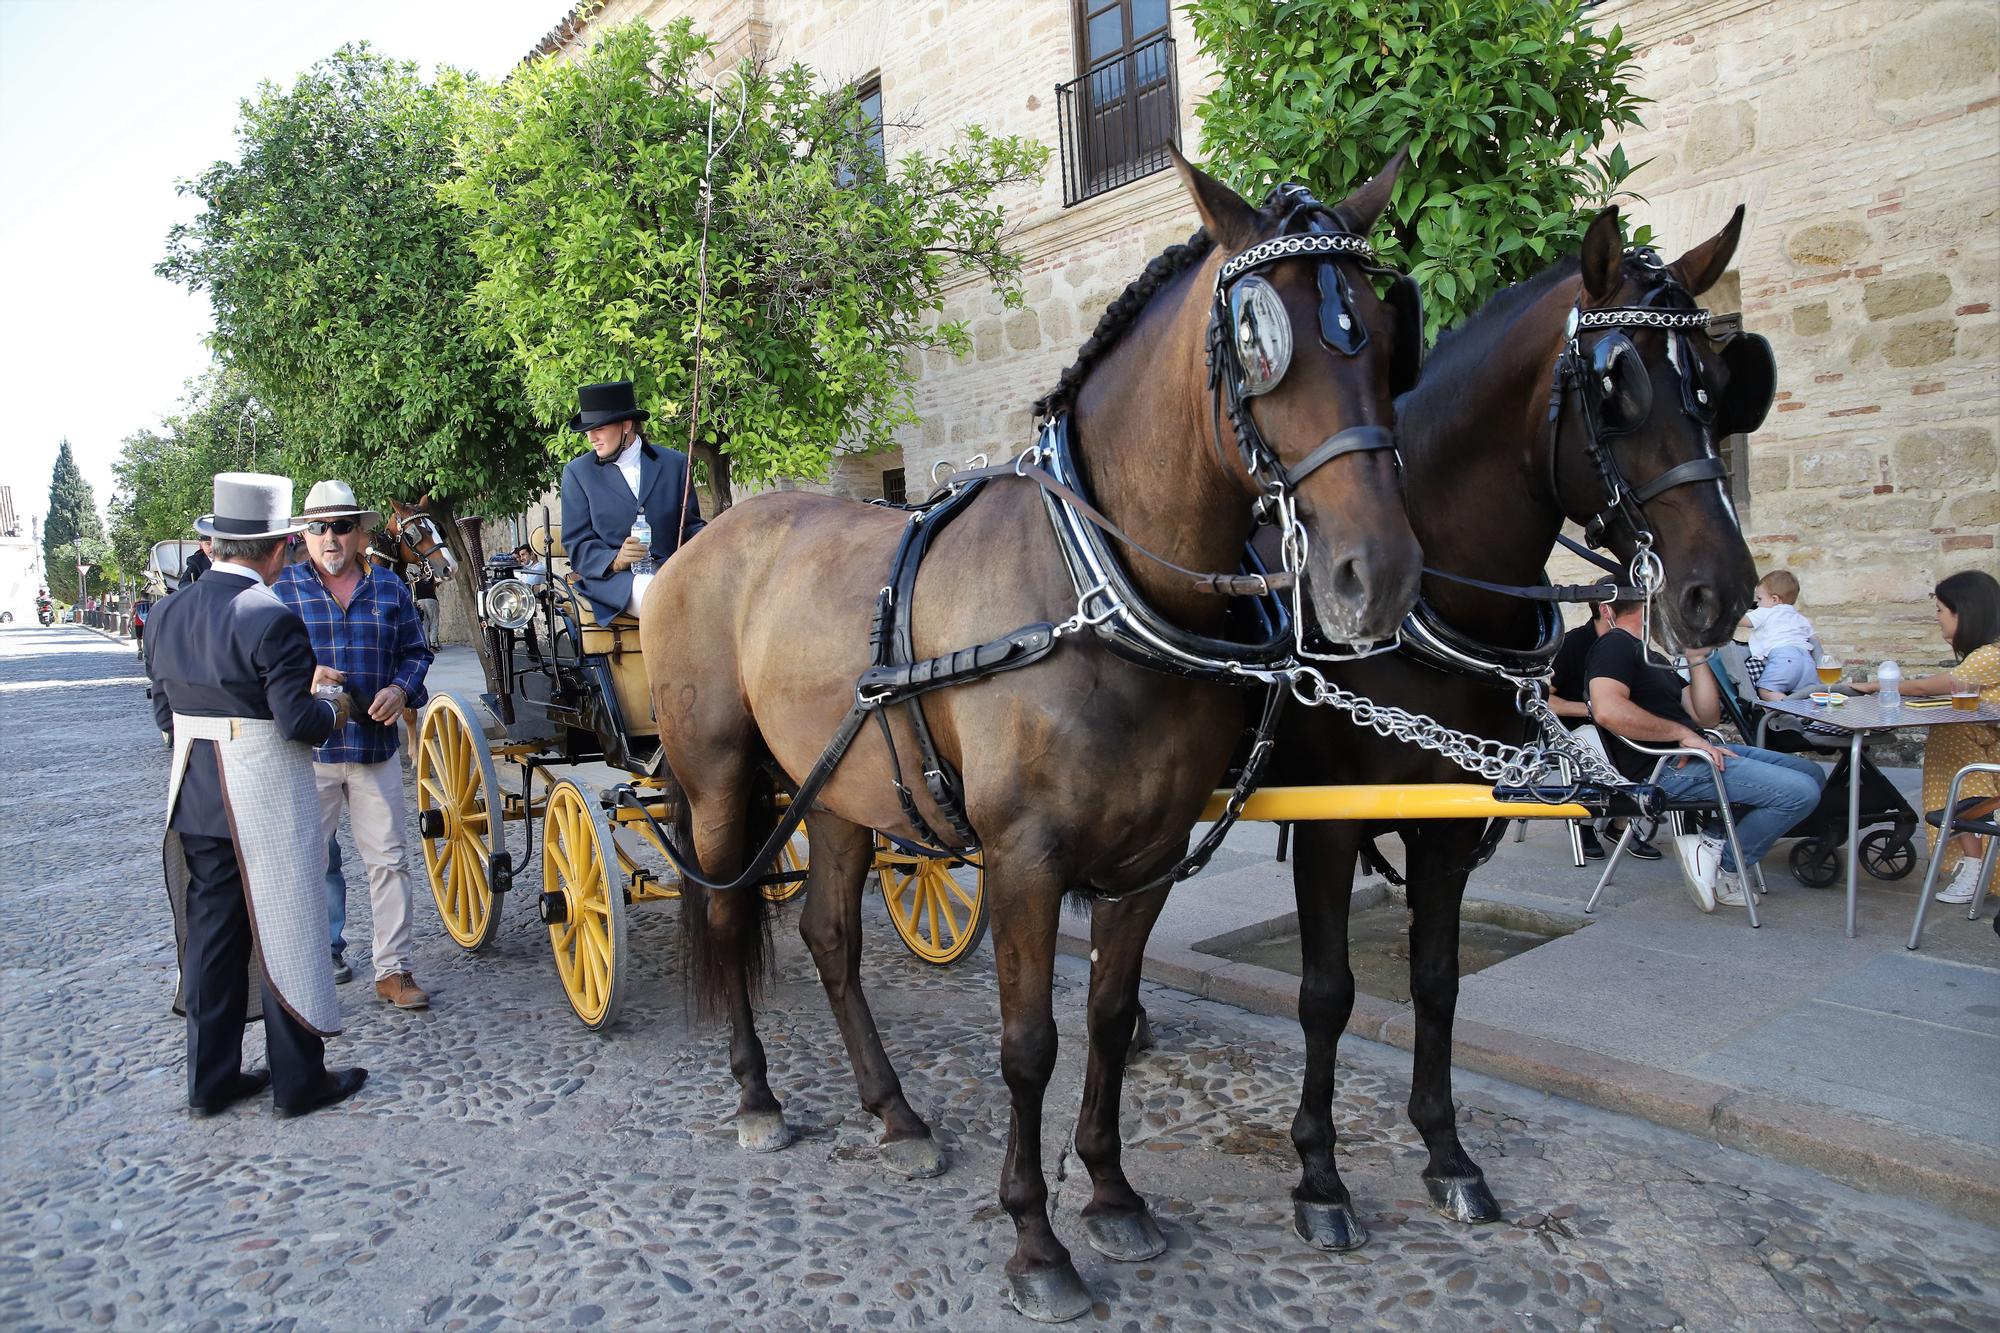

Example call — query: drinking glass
[1951,677,1981,712]
[1816,653,1842,686]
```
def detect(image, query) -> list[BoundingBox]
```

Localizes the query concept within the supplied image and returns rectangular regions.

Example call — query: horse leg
[1074,889,1170,1262]
[1404,825,1501,1223]
[796,814,942,1179]
[991,860,1093,1323]
[1289,819,1369,1250]
[679,772,789,1152]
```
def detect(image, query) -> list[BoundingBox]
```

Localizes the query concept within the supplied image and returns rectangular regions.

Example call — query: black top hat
[567,380,650,433]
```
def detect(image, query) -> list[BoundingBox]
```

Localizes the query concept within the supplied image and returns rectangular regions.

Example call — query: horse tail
[676,763,780,1021]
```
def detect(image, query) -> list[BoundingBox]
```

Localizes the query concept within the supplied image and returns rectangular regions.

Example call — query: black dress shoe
[1628,838,1664,861]
[190,1069,271,1118]
[1578,826,1607,861]
[331,955,353,984]
[274,1067,368,1119]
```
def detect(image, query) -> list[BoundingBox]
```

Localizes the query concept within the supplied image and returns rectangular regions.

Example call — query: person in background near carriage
[181,533,213,585]
[558,379,705,622]
[410,567,441,651]
[147,472,366,1119]
[1548,599,1662,863]
[275,481,434,1010]
[1587,597,1826,914]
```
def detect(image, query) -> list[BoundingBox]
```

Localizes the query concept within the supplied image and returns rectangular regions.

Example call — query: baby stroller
[1709,646,1921,888]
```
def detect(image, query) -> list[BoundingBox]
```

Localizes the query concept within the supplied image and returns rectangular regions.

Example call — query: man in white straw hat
[275,480,434,1010]
[147,472,368,1118]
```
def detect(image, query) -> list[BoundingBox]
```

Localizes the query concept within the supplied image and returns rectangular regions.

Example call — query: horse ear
[1332,147,1409,237]
[1668,204,1745,297]
[1168,143,1262,251]
[1580,206,1624,301]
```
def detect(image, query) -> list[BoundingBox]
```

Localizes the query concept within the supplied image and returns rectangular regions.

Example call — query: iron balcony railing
[1055,31,1181,208]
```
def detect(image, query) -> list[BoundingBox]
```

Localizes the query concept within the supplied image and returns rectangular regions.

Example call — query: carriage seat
[566,589,656,737]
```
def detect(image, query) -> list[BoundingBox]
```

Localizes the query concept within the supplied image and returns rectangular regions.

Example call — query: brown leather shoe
[375,972,430,1009]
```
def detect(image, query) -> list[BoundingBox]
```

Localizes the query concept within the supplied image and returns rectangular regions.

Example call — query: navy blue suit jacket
[559,439,705,622]
[146,567,339,838]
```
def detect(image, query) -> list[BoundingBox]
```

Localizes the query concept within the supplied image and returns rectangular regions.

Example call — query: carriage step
[489,851,514,895]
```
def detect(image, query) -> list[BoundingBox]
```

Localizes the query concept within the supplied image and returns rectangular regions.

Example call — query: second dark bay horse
[1108,205,1766,1254]
[644,148,1424,1322]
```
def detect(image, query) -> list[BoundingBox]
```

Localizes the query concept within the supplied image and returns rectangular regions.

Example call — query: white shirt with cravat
[614,437,645,499]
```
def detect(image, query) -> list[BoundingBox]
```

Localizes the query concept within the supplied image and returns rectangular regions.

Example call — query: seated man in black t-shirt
[1586,599,1826,913]
[1549,601,1659,862]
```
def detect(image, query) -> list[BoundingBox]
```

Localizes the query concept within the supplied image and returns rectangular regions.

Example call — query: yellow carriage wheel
[543,778,628,1030]
[876,836,988,966]
[763,825,811,904]
[416,692,503,952]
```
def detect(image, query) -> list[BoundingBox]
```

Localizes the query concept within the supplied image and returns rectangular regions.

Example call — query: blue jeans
[1653,743,1826,873]
[326,835,349,958]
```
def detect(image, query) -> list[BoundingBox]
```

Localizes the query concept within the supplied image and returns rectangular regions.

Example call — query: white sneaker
[1673,833,1722,913]
[1935,860,1983,905]
[1715,870,1747,907]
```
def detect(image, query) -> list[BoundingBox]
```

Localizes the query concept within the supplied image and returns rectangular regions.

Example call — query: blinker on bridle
[1553,271,1777,556]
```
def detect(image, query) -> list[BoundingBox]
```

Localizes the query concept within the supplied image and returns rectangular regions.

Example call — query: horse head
[1545,207,1763,647]
[383,496,458,579]
[1171,147,1423,647]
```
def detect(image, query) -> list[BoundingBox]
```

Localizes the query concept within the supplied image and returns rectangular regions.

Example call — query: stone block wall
[1589,0,1999,668]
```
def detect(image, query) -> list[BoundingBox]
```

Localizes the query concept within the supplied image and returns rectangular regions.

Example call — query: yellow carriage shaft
[1201,785,1592,823]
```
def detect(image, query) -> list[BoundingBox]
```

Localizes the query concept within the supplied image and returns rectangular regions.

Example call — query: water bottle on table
[1876,660,1901,712]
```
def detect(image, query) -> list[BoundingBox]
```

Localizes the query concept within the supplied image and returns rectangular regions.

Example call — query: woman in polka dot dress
[1854,570,2000,905]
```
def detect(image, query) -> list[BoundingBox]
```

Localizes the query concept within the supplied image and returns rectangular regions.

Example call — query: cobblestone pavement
[3,624,1996,1331]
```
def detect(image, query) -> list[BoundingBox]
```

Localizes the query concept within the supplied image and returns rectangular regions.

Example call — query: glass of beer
[1952,677,1981,711]
[1816,653,1842,687]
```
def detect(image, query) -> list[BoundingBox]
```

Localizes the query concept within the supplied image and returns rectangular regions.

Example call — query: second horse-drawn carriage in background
[409,513,988,1029]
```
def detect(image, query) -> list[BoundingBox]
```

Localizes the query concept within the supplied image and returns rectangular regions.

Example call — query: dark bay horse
[1129,207,1764,1251]
[644,149,1424,1321]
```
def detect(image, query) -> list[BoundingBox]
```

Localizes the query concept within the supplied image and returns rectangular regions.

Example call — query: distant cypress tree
[43,440,108,601]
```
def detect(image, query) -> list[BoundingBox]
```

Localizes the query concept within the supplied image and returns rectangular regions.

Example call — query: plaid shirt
[274,561,432,764]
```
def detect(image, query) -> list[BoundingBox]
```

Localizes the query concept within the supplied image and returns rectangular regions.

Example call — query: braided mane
[1031,226,1215,421]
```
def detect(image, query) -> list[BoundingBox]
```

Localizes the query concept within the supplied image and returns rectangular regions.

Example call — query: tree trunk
[427,496,504,707]
[693,439,732,513]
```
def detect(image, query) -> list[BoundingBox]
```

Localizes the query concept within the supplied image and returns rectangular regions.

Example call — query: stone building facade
[535,0,1996,666]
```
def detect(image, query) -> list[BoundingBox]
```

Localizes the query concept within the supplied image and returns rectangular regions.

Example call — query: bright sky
[0,0,566,541]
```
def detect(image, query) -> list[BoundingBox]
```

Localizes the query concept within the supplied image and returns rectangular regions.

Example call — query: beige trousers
[316,758,416,980]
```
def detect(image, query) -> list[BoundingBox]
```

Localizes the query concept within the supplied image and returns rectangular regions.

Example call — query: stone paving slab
[5,624,2000,1329]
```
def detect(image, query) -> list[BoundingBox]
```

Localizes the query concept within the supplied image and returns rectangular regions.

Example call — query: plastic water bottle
[1877,660,1901,712]
[630,514,656,578]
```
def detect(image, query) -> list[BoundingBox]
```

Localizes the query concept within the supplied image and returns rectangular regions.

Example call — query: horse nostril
[1330,556,1368,610]
[1681,581,1717,629]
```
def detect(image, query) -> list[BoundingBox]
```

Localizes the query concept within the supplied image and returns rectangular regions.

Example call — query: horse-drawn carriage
[409,514,988,1029]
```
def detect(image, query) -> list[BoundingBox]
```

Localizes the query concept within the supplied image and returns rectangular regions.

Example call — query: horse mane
[1032,226,1216,420]
[1416,254,1581,392]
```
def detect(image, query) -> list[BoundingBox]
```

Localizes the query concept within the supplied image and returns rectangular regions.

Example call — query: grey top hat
[194,472,308,540]
[294,479,382,529]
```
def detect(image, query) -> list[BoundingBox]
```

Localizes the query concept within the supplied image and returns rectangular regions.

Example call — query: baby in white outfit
[1739,570,1818,699]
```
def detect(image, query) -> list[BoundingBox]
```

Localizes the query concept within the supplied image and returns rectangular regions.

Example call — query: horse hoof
[881,1133,945,1180]
[1082,1207,1166,1262]
[1006,1264,1095,1324]
[1127,1007,1155,1059]
[1293,1198,1368,1251]
[736,1111,793,1153]
[1424,1172,1501,1224]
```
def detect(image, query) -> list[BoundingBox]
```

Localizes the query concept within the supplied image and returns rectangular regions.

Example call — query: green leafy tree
[42,440,112,603]
[443,19,1048,505]
[109,367,293,582]
[1187,0,1648,333]
[157,44,543,560]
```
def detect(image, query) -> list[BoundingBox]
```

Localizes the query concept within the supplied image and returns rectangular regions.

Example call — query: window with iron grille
[1708,312,1752,523]
[1056,0,1179,208]
[881,468,906,504]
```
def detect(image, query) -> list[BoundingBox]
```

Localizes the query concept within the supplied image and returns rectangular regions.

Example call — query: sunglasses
[306,518,362,536]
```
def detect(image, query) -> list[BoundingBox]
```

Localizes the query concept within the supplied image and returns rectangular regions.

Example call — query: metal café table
[1763,692,2000,937]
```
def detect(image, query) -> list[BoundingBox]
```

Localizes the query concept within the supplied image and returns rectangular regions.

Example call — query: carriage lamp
[484,578,536,630]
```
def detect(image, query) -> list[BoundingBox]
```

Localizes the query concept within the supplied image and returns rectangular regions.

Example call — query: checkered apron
[164,713,341,1035]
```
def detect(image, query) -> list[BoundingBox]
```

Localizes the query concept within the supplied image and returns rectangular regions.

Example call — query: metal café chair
[1580,724,1765,929]
[1906,761,2000,951]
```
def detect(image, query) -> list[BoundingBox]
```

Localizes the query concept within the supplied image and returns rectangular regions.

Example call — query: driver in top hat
[559,380,705,623]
